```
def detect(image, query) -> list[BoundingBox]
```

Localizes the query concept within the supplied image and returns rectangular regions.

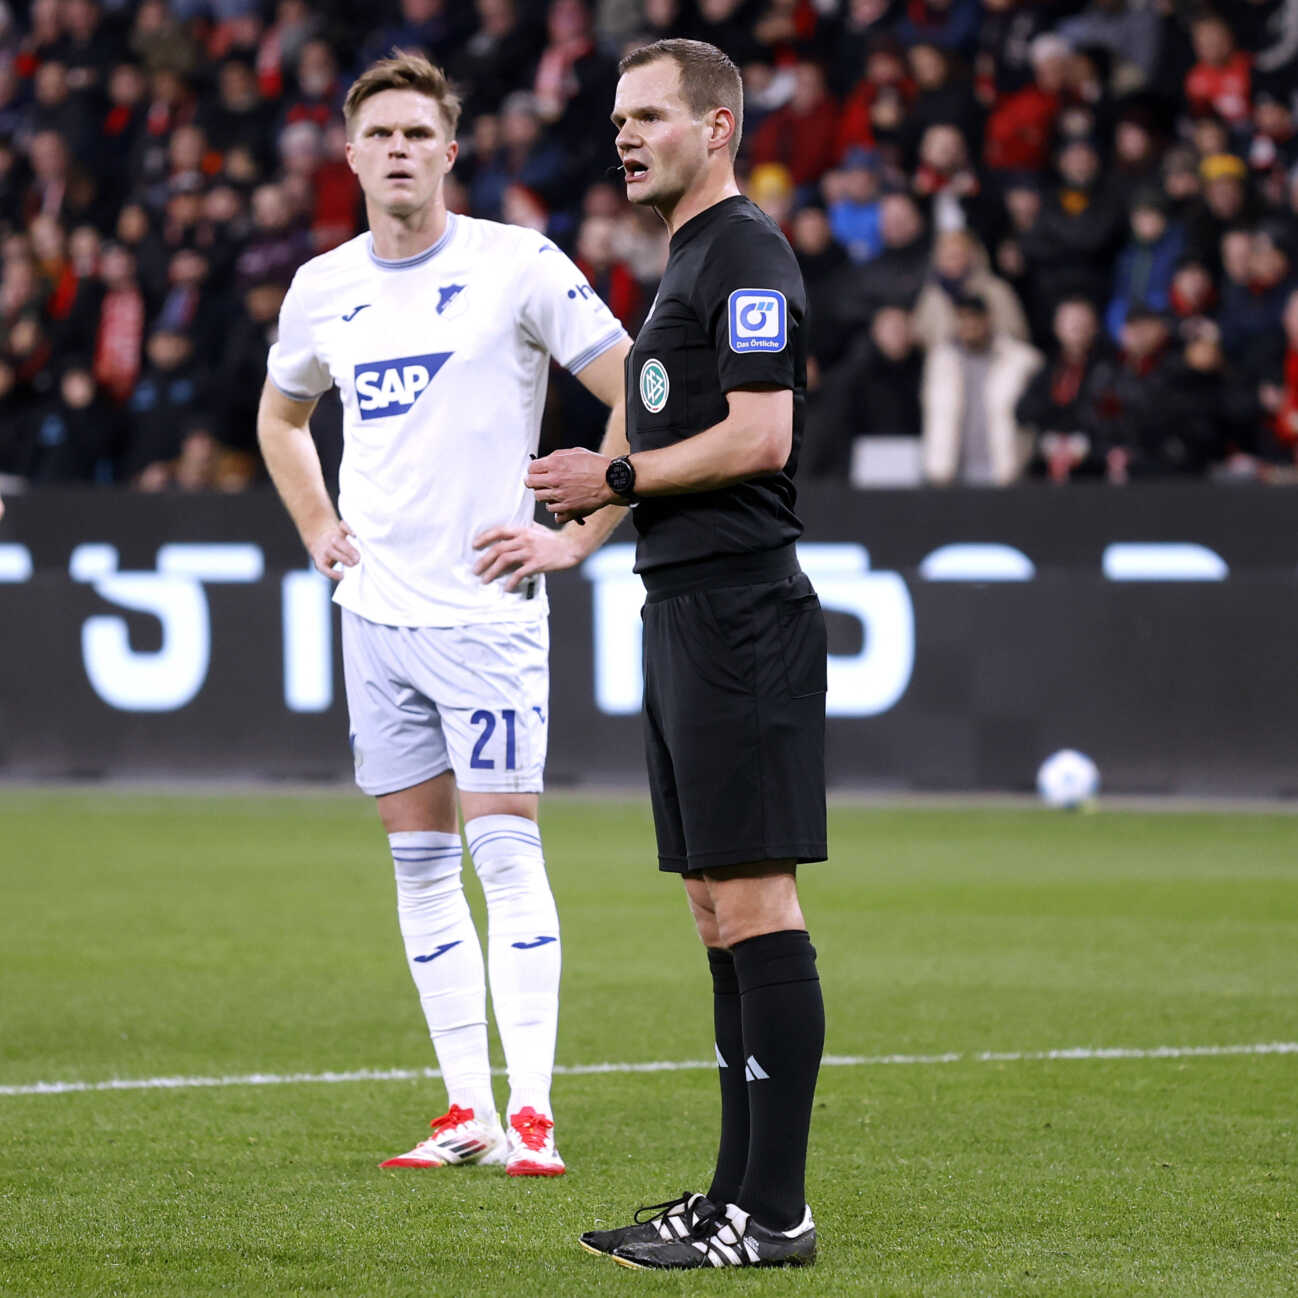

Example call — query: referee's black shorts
[640,543,828,874]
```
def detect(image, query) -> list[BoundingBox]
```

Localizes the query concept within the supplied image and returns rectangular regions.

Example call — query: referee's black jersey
[626,195,808,573]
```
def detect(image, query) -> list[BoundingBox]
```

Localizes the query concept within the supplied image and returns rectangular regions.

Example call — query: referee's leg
[685,862,825,1232]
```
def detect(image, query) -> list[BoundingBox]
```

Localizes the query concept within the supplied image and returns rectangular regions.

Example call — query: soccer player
[481,38,827,1267]
[257,51,631,1177]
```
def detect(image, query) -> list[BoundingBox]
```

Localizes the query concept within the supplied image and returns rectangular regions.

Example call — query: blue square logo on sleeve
[728,289,787,353]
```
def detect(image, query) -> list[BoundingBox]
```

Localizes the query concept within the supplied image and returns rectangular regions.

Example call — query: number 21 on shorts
[469,708,517,770]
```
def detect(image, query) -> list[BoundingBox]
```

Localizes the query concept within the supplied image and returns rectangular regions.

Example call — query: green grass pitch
[1,790,1295,1297]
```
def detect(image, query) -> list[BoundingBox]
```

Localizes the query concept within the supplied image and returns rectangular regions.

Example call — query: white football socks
[389,831,495,1121]
[466,815,560,1119]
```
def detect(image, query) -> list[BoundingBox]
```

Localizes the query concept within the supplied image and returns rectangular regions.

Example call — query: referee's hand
[526,447,614,522]
[472,522,582,591]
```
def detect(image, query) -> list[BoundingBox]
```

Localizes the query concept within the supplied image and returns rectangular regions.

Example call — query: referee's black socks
[705,946,748,1206]
[730,929,825,1230]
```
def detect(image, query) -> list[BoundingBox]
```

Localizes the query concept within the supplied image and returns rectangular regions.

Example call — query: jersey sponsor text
[354,352,452,419]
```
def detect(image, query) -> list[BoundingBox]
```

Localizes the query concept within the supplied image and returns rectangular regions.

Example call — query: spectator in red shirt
[750,61,840,189]
[753,0,831,66]
[1259,287,1298,460]
[280,37,343,133]
[1168,256,1217,339]
[28,213,78,326]
[1185,13,1252,126]
[14,0,65,83]
[254,0,320,100]
[836,37,914,160]
[278,120,358,253]
[984,33,1069,175]
[93,243,146,406]
[913,122,997,245]
[575,213,643,334]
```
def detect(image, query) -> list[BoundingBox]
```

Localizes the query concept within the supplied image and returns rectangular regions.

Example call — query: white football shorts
[341,609,550,797]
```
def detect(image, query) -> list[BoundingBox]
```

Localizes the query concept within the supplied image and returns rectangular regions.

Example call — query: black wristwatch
[605,454,638,503]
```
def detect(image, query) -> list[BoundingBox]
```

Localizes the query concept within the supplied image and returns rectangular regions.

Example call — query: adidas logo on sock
[744,1055,769,1082]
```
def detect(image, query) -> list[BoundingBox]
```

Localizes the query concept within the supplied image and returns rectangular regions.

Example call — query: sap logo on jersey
[354,352,452,419]
[728,289,787,353]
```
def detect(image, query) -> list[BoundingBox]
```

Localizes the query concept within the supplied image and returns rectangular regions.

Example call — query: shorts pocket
[777,589,827,699]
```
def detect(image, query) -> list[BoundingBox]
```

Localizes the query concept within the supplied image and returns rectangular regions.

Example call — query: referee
[523,38,826,1270]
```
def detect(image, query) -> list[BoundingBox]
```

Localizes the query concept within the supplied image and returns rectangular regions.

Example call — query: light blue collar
[367,213,457,269]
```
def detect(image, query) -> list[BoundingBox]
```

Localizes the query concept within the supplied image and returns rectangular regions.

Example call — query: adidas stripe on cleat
[578,1192,713,1257]
[505,1106,565,1177]
[379,1105,506,1168]
[612,1202,816,1270]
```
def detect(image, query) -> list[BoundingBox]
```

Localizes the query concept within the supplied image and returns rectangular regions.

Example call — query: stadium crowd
[2,0,1298,489]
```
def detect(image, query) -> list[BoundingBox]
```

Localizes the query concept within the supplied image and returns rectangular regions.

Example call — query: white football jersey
[267,214,628,626]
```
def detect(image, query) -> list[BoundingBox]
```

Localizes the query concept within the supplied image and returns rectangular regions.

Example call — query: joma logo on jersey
[354,352,452,419]
[728,289,787,353]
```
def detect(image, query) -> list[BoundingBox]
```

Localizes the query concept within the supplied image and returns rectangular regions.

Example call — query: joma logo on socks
[511,936,557,950]
[413,941,462,963]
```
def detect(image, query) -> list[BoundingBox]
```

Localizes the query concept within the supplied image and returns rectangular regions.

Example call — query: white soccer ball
[1036,749,1100,809]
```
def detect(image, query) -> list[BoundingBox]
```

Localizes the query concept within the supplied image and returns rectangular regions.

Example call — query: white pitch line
[1,1042,1294,1099]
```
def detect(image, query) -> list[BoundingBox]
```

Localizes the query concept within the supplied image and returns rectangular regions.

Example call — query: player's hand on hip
[307,519,360,581]
[472,522,580,591]
[526,447,613,520]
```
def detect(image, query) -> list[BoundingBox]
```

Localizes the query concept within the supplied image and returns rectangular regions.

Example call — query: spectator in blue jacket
[468,90,568,222]
[823,146,883,263]
[894,0,980,59]
[1106,187,1186,339]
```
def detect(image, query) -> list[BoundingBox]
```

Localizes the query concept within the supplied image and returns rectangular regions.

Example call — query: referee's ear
[707,106,738,159]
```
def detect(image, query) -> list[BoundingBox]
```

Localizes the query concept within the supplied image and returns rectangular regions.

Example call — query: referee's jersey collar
[367,213,458,269]
[670,194,750,250]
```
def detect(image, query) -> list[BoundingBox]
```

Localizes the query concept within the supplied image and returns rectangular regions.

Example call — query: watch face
[607,458,633,496]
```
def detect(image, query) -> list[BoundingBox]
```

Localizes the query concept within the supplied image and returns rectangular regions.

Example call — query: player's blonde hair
[343,49,461,138]
[619,39,744,159]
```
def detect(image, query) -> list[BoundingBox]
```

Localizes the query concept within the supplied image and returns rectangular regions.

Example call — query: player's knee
[466,816,554,912]
[389,837,464,901]
[474,849,542,899]
[393,855,462,890]
[692,909,723,947]
[711,894,804,948]
[685,889,721,946]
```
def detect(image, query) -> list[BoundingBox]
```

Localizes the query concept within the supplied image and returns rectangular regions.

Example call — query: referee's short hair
[619,39,744,159]
[344,49,461,139]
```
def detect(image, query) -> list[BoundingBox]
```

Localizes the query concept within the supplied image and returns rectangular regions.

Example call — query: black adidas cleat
[611,1201,816,1270]
[578,1191,713,1258]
